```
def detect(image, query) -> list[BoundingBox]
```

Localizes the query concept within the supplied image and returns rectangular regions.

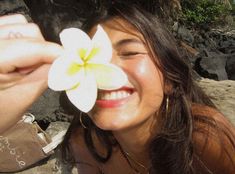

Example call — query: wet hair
[61,2,235,174]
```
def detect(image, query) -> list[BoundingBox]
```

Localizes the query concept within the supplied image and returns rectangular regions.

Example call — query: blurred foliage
[181,0,232,27]
[230,0,235,14]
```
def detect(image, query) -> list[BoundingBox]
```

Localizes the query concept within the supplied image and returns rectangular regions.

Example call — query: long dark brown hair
[61,2,235,174]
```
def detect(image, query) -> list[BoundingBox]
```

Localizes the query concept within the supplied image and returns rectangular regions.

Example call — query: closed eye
[119,52,147,57]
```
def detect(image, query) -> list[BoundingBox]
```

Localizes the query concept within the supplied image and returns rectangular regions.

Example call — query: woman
[61,2,235,174]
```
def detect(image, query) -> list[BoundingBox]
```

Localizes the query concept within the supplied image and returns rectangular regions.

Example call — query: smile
[96,87,134,108]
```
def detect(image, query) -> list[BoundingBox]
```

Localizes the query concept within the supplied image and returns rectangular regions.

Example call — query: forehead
[89,18,145,44]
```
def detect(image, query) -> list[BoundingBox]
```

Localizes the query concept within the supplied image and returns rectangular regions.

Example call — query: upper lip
[98,86,134,93]
[97,86,135,101]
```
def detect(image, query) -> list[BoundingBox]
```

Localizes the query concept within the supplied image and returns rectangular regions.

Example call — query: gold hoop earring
[166,96,169,114]
[79,113,87,129]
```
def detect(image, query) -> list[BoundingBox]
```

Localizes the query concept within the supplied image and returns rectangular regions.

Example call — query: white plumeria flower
[48,25,127,112]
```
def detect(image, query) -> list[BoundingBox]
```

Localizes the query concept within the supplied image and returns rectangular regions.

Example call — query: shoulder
[69,127,102,173]
[192,104,235,174]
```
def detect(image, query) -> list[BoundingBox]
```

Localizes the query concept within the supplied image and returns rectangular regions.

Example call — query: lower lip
[95,97,130,108]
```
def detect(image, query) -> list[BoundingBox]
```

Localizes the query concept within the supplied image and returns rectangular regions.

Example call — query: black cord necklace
[119,145,151,174]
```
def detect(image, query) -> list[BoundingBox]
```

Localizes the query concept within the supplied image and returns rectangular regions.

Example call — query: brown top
[192,104,235,174]
[69,104,235,174]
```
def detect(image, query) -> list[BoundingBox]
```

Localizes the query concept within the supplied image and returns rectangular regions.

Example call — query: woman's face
[88,18,164,131]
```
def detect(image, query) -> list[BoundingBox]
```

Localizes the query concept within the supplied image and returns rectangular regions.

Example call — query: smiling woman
[61,2,235,174]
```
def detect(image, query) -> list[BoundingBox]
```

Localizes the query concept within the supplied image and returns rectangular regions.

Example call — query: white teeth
[99,90,131,100]
[110,92,116,99]
[117,91,122,99]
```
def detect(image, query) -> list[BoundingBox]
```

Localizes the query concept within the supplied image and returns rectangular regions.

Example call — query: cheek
[125,57,164,93]
[128,57,164,113]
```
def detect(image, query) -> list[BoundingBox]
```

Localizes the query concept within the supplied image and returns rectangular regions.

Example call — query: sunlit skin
[87,18,165,168]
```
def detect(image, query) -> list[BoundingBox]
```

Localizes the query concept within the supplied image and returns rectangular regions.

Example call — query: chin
[88,110,132,131]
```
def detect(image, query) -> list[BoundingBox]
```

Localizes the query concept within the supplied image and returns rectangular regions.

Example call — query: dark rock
[219,46,235,54]
[24,0,85,42]
[177,26,194,44]
[27,89,61,122]
[189,28,235,81]
[194,50,229,80]
[0,0,31,21]
[226,56,235,80]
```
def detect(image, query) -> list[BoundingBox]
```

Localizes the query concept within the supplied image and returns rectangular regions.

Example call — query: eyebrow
[114,38,144,48]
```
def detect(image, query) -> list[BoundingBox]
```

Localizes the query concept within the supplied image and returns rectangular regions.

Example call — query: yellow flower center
[85,47,100,61]
[67,63,82,76]
[78,47,100,62]
[67,47,100,76]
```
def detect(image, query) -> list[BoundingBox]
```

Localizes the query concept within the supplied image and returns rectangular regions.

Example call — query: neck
[112,115,158,166]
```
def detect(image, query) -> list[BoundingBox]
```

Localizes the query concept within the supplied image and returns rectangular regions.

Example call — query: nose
[110,51,122,67]
[110,52,129,79]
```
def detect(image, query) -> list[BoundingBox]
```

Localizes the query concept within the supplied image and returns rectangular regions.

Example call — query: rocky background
[0,0,234,174]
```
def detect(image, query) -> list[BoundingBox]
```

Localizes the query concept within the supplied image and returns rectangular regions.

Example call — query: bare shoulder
[192,104,235,174]
[69,127,102,173]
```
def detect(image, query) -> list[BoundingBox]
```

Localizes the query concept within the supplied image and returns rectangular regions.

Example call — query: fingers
[0,73,24,90]
[18,64,51,85]
[0,14,63,74]
[0,14,44,40]
[0,39,63,73]
[17,65,41,74]
[0,14,28,25]
[0,23,44,40]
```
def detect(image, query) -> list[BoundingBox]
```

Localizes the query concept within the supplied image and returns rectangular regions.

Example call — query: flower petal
[60,28,92,55]
[88,25,112,63]
[66,73,97,112]
[89,63,127,90]
[62,51,84,65]
[48,56,85,91]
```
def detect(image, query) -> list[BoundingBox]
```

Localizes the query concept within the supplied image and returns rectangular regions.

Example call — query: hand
[0,14,63,133]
